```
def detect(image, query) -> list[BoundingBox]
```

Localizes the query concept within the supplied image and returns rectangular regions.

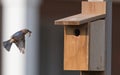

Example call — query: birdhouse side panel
[89,20,105,71]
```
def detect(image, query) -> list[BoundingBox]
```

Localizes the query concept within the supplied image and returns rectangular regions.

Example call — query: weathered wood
[55,14,105,25]
[89,20,105,71]
[64,24,89,70]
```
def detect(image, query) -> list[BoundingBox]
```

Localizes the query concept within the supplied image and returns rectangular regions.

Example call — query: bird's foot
[21,48,25,54]
[22,50,25,54]
[19,48,25,54]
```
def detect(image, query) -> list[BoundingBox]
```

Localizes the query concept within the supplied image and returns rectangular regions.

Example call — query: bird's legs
[19,48,25,54]
[21,48,25,54]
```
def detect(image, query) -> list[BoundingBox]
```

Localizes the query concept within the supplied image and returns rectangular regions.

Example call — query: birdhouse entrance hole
[74,29,80,36]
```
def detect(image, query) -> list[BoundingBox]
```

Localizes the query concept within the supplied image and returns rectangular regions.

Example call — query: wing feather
[15,37,25,54]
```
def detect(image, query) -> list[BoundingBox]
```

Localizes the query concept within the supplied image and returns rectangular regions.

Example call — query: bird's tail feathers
[3,39,13,51]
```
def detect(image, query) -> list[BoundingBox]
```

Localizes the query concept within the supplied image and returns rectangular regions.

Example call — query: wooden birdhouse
[54,1,106,75]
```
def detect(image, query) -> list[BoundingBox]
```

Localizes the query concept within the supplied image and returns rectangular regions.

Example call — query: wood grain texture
[82,1,106,14]
[64,24,89,70]
[55,14,105,25]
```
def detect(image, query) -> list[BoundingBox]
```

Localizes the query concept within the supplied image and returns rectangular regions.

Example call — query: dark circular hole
[74,29,80,36]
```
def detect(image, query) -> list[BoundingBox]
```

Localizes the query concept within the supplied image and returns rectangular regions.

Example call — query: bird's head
[22,29,32,37]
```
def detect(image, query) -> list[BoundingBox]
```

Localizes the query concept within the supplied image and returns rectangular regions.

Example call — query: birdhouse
[55,1,106,71]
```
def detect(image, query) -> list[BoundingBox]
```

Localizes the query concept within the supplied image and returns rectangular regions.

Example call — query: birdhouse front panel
[64,24,89,70]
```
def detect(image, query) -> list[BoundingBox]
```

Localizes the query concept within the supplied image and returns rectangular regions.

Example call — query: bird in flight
[3,29,32,54]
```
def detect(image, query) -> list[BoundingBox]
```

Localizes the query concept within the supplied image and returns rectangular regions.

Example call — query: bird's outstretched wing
[15,38,25,54]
